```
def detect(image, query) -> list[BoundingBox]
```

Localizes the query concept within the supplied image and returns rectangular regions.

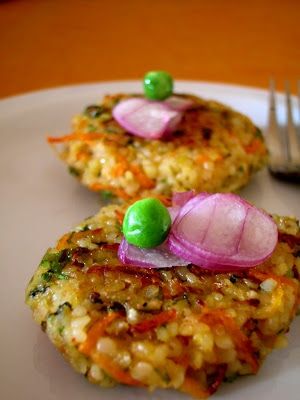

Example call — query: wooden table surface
[1,0,299,99]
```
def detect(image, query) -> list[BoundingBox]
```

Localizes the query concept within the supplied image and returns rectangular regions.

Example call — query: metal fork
[266,80,300,182]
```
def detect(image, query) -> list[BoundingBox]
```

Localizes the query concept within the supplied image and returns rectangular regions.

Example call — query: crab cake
[26,203,300,398]
[48,93,267,201]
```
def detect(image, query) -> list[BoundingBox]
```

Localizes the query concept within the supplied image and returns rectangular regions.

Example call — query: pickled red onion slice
[118,238,189,269]
[113,98,182,139]
[168,193,278,270]
[172,191,197,207]
[168,191,205,223]
[164,96,195,111]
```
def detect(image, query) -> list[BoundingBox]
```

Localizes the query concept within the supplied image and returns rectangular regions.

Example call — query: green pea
[123,198,171,248]
[143,71,173,101]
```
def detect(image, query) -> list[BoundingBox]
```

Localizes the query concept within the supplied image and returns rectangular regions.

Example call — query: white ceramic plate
[0,81,299,400]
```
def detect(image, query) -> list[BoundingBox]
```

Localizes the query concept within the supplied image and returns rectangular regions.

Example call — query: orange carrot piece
[56,232,72,250]
[248,269,299,293]
[195,154,209,164]
[79,313,120,356]
[131,309,176,333]
[180,376,209,399]
[47,132,104,143]
[201,310,259,373]
[248,269,300,315]
[92,353,143,386]
[115,210,124,225]
[244,138,266,154]
[76,150,89,161]
[130,164,155,189]
[112,163,127,177]
[89,183,130,200]
[47,132,122,144]
[80,313,142,387]
[150,194,172,207]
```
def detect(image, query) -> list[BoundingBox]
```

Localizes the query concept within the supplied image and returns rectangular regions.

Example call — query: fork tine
[298,80,300,121]
[285,81,300,165]
[266,79,285,168]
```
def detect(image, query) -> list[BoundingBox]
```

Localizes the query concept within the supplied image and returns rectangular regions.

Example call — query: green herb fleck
[41,272,53,282]
[285,269,294,278]
[87,124,97,132]
[154,368,171,383]
[29,285,48,297]
[105,126,120,134]
[99,112,112,122]
[54,302,72,315]
[77,224,90,232]
[255,127,263,138]
[58,326,65,335]
[56,273,69,280]
[68,166,80,177]
[84,105,103,118]
[115,222,121,232]
[40,251,69,283]
[100,190,114,200]
[224,374,238,383]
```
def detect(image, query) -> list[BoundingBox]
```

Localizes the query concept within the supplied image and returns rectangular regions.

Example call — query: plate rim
[0,80,271,104]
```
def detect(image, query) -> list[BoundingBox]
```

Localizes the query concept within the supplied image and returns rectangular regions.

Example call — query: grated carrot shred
[56,232,71,250]
[79,313,143,387]
[79,313,120,356]
[244,138,266,154]
[129,164,155,189]
[128,194,172,207]
[180,376,209,399]
[92,353,143,386]
[115,210,124,225]
[131,309,176,333]
[201,309,259,373]
[89,183,130,200]
[47,131,121,144]
[248,269,299,292]
[195,154,209,164]
[248,269,300,316]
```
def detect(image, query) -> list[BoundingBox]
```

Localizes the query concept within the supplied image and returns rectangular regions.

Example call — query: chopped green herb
[41,321,47,331]
[67,232,75,244]
[84,105,103,118]
[154,368,171,383]
[40,260,50,269]
[255,127,263,138]
[115,222,122,232]
[68,166,80,177]
[105,126,120,134]
[29,285,48,297]
[277,328,286,334]
[224,374,238,383]
[99,112,112,122]
[42,272,53,282]
[100,190,114,200]
[56,273,69,280]
[54,302,72,315]
[77,224,90,232]
[58,326,65,335]
[87,124,97,132]
[285,269,294,278]
[40,250,69,283]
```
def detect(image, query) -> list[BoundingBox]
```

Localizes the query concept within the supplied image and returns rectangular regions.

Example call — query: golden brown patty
[26,203,300,398]
[48,94,267,201]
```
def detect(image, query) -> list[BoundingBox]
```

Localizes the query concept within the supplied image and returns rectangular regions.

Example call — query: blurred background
[0,0,299,98]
